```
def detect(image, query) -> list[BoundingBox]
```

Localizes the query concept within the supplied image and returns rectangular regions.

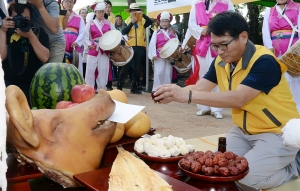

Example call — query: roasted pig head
[6,85,117,188]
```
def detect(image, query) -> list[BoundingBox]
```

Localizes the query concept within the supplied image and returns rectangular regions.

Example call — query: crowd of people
[1,0,300,190]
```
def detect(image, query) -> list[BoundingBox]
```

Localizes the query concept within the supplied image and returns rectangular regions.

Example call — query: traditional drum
[99,30,133,66]
[280,39,300,77]
[160,38,180,59]
[109,45,134,66]
[174,53,192,73]
[184,35,196,50]
[160,38,192,73]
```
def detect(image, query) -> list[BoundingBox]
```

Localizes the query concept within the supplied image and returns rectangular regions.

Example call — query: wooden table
[101,135,138,166]
[6,153,41,183]
[73,167,201,191]
[6,134,242,191]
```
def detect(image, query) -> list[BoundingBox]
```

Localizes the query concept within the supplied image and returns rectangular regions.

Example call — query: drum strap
[275,5,300,49]
[93,19,104,36]
[160,29,171,40]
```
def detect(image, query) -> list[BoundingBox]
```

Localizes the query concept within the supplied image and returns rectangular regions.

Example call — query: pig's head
[6,85,117,188]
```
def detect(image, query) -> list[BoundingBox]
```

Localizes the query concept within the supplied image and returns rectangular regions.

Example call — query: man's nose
[216,48,225,55]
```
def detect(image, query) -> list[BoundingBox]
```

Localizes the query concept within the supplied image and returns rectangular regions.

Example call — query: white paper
[108,100,145,124]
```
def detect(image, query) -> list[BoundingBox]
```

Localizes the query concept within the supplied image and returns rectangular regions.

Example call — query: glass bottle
[218,137,226,153]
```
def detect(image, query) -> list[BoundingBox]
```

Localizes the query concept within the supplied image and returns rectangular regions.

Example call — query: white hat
[157,11,173,22]
[94,2,106,12]
[124,3,145,13]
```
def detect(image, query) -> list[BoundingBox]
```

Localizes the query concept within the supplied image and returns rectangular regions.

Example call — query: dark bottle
[218,137,226,153]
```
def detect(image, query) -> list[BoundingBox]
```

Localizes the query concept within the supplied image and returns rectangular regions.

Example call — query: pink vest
[88,19,111,57]
[268,1,300,57]
[63,14,82,53]
[194,0,229,57]
[156,29,177,58]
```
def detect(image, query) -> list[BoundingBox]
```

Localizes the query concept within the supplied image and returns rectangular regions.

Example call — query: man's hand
[153,84,190,104]
[29,0,44,9]
[152,56,158,60]
[131,17,137,24]
[201,28,208,36]
[15,28,34,39]
[1,17,14,32]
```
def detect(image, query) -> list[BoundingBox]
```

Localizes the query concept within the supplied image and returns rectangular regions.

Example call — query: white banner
[147,0,258,18]
[147,0,193,13]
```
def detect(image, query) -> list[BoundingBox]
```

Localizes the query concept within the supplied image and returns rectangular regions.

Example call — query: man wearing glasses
[153,12,300,189]
[188,0,234,119]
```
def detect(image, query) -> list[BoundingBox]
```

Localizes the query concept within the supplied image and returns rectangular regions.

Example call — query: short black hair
[115,15,122,19]
[8,2,34,17]
[208,11,249,38]
[104,0,112,7]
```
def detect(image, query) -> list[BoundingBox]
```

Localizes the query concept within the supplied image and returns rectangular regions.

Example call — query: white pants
[227,126,298,189]
[196,48,222,113]
[152,58,173,91]
[85,53,109,91]
[284,72,300,113]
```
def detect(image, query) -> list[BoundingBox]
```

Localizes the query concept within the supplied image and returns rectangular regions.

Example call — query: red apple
[56,101,74,109]
[71,84,95,103]
[67,103,79,108]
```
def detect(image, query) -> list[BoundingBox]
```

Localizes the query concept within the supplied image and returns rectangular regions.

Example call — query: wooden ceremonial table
[6,134,242,191]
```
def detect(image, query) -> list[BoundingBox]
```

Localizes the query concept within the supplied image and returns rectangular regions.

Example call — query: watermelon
[30,63,85,109]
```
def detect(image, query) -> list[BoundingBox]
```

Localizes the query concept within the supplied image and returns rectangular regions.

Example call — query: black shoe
[107,87,113,91]
[117,82,123,91]
[130,87,142,94]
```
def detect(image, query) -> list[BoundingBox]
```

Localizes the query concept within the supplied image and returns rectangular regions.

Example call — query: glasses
[96,10,105,14]
[210,37,236,51]
[64,1,74,4]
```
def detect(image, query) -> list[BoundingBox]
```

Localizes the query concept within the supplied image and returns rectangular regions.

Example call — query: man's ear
[6,85,39,147]
[239,31,248,44]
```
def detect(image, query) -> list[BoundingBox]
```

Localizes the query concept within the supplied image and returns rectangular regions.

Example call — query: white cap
[94,2,106,12]
[160,11,171,21]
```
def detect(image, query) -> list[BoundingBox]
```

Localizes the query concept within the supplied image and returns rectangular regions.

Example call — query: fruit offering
[134,134,195,158]
[124,112,151,138]
[179,150,248,176]
[30,63,85,109]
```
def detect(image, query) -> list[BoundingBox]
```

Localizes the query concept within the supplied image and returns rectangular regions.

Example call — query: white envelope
[108,100,145,124]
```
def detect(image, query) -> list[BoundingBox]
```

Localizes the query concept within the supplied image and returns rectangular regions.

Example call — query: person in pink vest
[262,0,300,113]
[61,0,85,76]
[189,0,234,119]
[148,12,177,92]
[84,2,116,91]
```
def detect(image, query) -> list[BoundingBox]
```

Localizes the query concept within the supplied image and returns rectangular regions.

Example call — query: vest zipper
[135,27,137,46]
[262,108,282,127]
[229,76,232,90]
[232,73,251,134]
[243,111,251,134]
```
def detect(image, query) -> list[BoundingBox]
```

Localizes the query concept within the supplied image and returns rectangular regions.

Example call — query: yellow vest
[215,41,300,134]
[125,17,146,47]
[108,12,115,25]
